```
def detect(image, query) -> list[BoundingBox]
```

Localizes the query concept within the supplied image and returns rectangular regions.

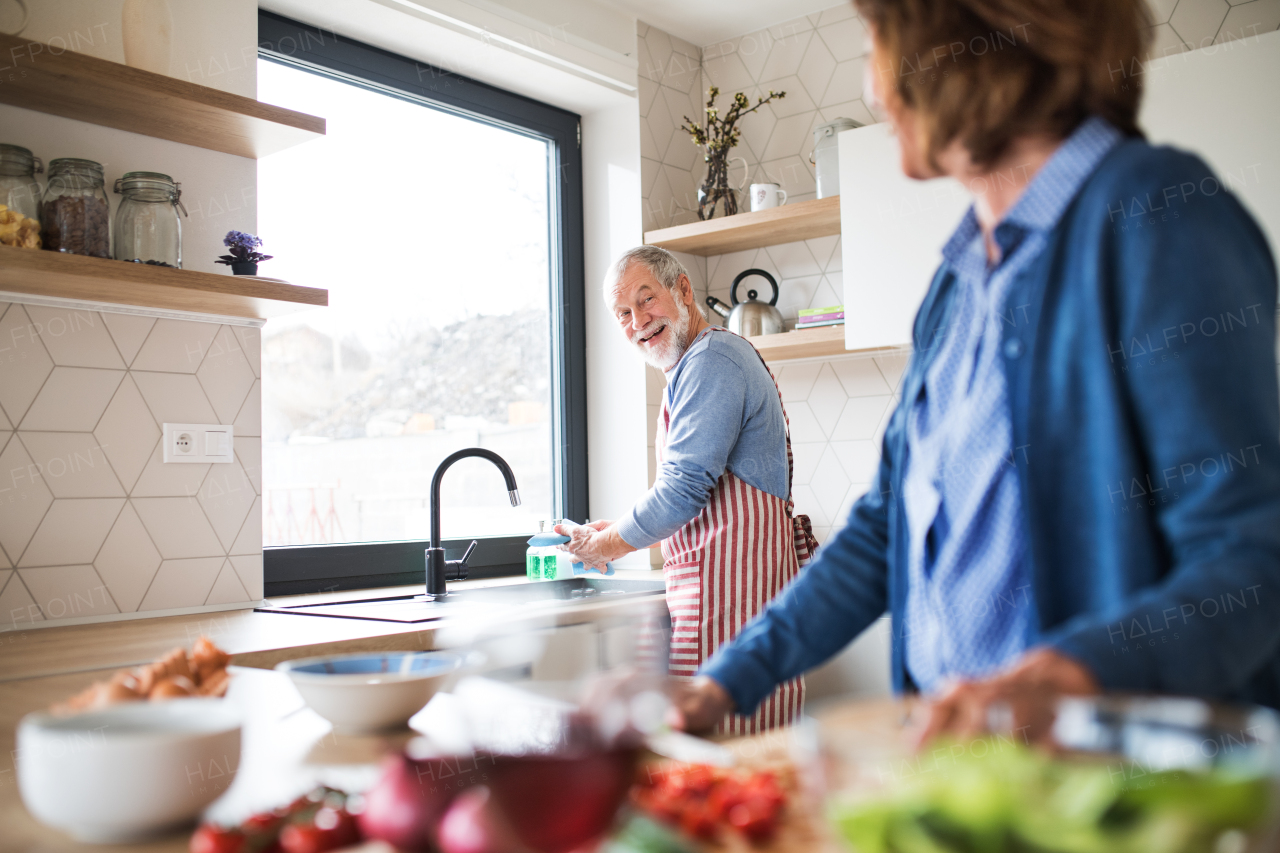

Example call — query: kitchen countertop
[0,571,665,684]
[0,571,676,852]
[0,661,909,853]
[0,571,913,853]
[0,566,905,853]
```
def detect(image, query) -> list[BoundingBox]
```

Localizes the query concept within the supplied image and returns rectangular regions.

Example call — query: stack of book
[796,305,844,329]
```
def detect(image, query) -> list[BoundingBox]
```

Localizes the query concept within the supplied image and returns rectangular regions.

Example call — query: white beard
[630,297,691,372]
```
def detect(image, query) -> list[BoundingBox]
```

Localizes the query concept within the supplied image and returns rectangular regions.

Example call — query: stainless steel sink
[255,577,666,624]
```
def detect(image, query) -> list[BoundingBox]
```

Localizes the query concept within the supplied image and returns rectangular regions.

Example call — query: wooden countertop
[0,573,661,683]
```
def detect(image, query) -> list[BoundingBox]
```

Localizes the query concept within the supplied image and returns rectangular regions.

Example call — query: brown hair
[853,0,1152,169]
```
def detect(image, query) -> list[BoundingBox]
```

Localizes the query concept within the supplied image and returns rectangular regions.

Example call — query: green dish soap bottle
[526,520,569,580]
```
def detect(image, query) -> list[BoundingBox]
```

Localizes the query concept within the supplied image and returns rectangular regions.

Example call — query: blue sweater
[702,139,1280,711]
[617,329,790,549]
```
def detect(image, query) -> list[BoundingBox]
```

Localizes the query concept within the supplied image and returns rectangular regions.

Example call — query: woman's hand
[912,647,1099,748]
[554,520,634,571]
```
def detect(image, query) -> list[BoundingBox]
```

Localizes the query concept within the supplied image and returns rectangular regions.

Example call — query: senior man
[560,245,818,734]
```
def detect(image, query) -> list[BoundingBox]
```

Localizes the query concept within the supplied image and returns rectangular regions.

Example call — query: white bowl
[17,698,241,843]
[276,651,463,734]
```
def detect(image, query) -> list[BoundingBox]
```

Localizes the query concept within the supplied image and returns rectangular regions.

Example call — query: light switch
[163,424,235,463]
[205,430,228,456]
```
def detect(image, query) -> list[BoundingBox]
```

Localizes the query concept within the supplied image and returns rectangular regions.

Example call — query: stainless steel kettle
[706,269,784,337]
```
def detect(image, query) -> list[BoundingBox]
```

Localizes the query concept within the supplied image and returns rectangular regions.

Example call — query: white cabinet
[1139,30,1280,263]
[839,30,1280,349]
[839,123,968,350]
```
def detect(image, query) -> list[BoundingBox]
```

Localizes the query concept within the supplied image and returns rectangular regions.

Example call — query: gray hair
[603,245,689,296]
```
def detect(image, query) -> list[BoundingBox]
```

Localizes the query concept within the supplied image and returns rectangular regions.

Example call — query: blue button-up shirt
[901,117,1123,693]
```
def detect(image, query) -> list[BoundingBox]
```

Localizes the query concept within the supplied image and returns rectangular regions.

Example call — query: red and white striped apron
[657,328,820,735]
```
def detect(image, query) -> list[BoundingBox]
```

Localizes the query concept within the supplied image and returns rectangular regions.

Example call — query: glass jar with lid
[0,143,44,249]
[112,171,186,268]
[41,158,110,257]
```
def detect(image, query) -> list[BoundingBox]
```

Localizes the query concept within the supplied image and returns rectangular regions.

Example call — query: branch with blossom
[681,87,785,161]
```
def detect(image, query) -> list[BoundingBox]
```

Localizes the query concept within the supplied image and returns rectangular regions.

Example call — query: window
[257,13,585,595]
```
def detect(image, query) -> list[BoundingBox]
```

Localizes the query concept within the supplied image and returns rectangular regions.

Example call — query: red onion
[488,750,635,853]
[436,787,528,853]
[357,753,491,851]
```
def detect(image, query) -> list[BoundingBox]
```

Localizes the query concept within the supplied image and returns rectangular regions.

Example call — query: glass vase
[696,155,748,221]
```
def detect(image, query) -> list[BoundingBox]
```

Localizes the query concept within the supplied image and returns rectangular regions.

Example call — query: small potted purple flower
[216,231,273,276]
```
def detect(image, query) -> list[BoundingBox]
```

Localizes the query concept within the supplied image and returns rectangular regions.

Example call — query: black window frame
[257,11,587,597]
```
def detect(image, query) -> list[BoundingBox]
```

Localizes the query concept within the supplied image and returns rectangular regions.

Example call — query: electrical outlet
[163,423,235,464]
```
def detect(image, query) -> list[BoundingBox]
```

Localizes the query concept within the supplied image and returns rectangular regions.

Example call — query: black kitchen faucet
[424,448,521,600]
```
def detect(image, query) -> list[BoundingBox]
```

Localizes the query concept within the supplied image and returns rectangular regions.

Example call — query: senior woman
[673,0,1280,742]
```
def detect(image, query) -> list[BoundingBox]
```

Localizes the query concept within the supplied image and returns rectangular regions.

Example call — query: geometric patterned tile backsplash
[640,6,874,234]
[0,300,262,630]
[775,353,907,545]
[703,233,844,327]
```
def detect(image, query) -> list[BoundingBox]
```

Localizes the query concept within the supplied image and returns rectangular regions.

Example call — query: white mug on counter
[750,182,787,212]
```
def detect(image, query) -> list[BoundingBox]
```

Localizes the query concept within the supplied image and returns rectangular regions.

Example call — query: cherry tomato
[678,801,719,840]
[191,825,247,853]
[668,764,717,796]
[633,763,786,843]
[645,789,684,823]
[242,812,285,836]
[728,795,780,842]
[279,808,360,853]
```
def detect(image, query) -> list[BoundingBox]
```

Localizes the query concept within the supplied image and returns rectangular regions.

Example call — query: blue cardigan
[702,138,1280,710]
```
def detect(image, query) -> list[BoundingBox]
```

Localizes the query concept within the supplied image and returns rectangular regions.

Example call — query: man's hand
[667,676,735,734]
[555,520,634,571]
[913,648,1099,748]
[581,669,734,736]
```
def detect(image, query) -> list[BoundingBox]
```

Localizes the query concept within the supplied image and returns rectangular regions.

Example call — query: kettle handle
[731,268,779,306]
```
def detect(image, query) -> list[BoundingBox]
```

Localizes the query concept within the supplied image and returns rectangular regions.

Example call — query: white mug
[750,182,787,212]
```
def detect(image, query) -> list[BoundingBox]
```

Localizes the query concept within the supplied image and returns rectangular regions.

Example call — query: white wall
[479,0,637,57]
[1141,29,1280,262]
[581,103,650,567]
[24,0,258,97]
[260,0,638,110]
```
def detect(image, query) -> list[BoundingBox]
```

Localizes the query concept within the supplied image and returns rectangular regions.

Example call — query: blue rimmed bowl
[276,651,463,733]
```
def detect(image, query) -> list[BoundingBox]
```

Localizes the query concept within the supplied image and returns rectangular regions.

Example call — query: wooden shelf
[0,246,328,320]
[644,196,840,256]
[747,324,847,361]
[747,324,908,362]
[0,33,324,159]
